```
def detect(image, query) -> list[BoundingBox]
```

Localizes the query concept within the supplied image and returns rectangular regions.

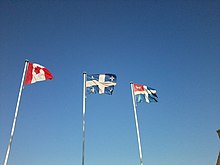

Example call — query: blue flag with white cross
[86,74,117,95]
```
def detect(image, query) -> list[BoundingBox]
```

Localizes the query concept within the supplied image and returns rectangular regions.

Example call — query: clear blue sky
[0,0,219,165]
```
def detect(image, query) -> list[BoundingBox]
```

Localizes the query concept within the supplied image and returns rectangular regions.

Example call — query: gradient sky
[0,1,219,165]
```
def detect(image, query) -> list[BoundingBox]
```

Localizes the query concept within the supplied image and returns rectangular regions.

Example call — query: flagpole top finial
[130,81,133,84]
[25,59,29,62]
[83,72,86,75]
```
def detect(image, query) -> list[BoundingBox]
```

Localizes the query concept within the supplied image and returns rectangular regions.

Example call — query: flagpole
[4,60,29,165]
[82,72,86,165]
[130,82,144,165]
[216,129,220,165]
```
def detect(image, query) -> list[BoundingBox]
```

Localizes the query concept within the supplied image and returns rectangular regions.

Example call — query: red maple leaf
[34,66,41,74]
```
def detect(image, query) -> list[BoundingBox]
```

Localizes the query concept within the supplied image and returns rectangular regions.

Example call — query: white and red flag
[24,62,53,85]
[3,61,54,165]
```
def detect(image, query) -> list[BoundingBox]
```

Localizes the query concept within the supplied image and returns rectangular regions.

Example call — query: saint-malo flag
[133,83,158,103]
[24,62,53,85]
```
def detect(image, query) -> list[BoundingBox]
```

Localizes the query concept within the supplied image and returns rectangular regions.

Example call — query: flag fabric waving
[24,62,53,85]
[133,84,158,103]
[86,74,117,95]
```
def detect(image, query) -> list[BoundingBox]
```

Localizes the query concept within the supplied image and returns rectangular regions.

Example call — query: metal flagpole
[82,72,86,165]
[216,129,220,165]
[4,60,29,165]
[130,82,144,165]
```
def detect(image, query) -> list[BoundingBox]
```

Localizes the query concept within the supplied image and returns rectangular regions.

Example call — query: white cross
[86,74,116,94]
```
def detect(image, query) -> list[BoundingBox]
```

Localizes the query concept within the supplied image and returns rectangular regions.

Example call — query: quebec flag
[86,74,117,95]
[133,84,158,103]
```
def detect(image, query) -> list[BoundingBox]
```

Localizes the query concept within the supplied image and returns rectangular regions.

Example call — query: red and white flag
[24,62,53,85]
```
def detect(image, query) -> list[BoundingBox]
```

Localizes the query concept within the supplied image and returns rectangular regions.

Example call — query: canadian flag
[24,62,53,85]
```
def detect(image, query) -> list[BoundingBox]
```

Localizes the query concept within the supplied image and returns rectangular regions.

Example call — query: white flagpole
[130,82,144,165]
[4,60,29,165]
[82,72,86,165]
